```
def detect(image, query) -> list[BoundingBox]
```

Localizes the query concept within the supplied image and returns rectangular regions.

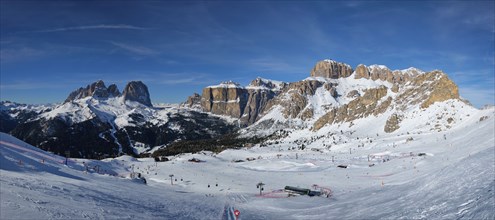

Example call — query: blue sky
[1,1,494,107]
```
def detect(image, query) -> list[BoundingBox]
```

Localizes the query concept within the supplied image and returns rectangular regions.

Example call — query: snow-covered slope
[0,133,224,219]
[1,106,494,219]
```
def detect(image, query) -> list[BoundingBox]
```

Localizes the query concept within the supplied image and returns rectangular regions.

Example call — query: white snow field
[1,109,494,219]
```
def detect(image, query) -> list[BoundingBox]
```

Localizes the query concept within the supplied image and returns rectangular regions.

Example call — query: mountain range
[1,59,492,159]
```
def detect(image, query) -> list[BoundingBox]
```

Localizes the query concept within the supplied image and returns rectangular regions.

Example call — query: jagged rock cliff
[310,59,353,79]
[240,78,287,125]
[200,78,285,126]
[201,81,248,118]
[122,81,152,107]
[64,80,121,103]
[354,64,424,84]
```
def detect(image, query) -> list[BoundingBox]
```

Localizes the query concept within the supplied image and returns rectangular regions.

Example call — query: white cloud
[153,73,215,86]
[31,24,148,33]
[109,41,159,56]
[0,47,45,63]
[0,81,68,90]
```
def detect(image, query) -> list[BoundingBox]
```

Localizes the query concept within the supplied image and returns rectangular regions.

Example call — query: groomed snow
[1,106,494,219]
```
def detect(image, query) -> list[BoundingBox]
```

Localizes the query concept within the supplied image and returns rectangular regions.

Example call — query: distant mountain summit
[64,80,120,103]
[65,80,152,107]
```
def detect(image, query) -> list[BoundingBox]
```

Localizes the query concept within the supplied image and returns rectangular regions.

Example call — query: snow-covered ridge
[365,64,425,75]
[0,101,53,112]
[206,81,242,89]
[322,59,353,69]
[38,96,169,127]
[400,66,425,74]
[207,78,287,91]
[245,77,286,91]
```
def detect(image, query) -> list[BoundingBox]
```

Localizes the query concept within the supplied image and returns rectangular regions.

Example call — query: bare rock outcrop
[418,71,459,109]
[310,60,353,79]
[107,84,121,97]
[347,90,360,98]
[122,81,152,107]
[184,93,201,108]
[384,113,402,133]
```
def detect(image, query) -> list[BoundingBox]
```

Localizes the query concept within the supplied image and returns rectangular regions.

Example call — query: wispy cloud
[0,47,46,63]
[451,69,495,84]
[0,81,69,90]
[151,72,215,86]
[30,24,148,33]
[109,41,159,56]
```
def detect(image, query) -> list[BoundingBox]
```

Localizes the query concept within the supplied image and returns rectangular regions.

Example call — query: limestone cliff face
[241,89,276,125]
[200,79,284,126]
[199,77,329,124]
[310,60,353,79]
[201,84,248,119]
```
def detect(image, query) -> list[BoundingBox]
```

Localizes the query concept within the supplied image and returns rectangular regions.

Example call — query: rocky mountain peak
[184,93,201,108]
[122,81,152,107]
[406,70,459,109]
[355,64,425,84]
[64,80,120,103]
[107,84,121,97]
[310,59,353,79]
[247,77,286,91]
